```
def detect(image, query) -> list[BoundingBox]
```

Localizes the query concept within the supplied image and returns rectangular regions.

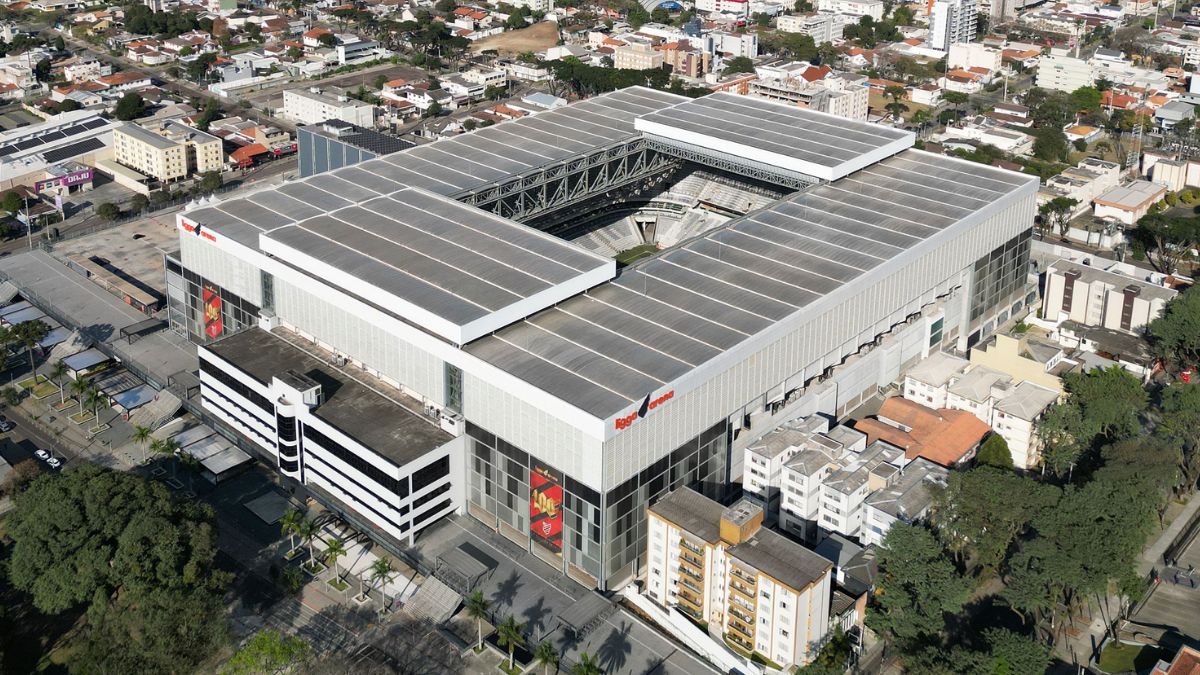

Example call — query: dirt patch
[470,21,559,55]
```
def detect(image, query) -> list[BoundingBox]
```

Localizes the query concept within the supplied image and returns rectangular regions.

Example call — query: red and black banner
[530,465,563,553]
[202,284,223,340]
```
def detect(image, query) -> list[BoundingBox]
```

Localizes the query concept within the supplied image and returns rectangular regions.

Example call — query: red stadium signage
[529,466,563,553]
[614,390,674,431]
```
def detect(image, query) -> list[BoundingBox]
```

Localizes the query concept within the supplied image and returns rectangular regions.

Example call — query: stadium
[169,87,1038,590]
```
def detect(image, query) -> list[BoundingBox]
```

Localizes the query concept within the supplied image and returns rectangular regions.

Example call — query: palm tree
[131,424,152,464]
[496,615,525,671]
[11,320,49,381]
[369,558,394,609]
[49,360,68,405]
[281,508,303,554]
[156,437,181,478]
[85,386,106,423]
[535,641,559,675]
[465,590,491,650]
[298,518,320,569]
[910,108,931,139]
[324,537,347,586]
[571,652,601,675]
[70,377,88,416]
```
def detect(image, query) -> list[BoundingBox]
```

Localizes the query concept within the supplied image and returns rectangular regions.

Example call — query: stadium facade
[168,88,1037,590]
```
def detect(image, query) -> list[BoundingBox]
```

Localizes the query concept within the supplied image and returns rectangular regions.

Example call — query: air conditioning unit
[258,310,280,331]
[439,410,464,435]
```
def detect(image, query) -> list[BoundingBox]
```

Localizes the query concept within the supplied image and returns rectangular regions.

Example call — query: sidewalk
[1140,493,1200,576]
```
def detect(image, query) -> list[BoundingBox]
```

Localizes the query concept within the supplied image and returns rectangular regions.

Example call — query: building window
[444,362,463,414]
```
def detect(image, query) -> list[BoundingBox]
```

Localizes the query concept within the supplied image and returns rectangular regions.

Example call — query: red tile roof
[854,398,989,467]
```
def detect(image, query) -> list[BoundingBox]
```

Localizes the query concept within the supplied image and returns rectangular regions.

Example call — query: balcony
[729,581,756,601]
[679,538,704,556]
[679,564,703,584]
[727,618,754,641]
[730,567,757,586]
[729,607,754,626]
[679,551,705,569]
[679,576,703,595]
[678,589,703,610]
[729,594,755,613]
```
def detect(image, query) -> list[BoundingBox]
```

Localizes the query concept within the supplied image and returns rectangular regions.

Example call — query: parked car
[46,457,61,470]
[34,448,50,460]
[0,416,12,432]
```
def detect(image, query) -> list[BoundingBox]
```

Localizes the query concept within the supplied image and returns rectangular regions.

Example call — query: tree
[423,101,443,118]
[199,171,223,194]
[982,628,1052,675]
[1037,196,1077,239]
[465,589,491,650]
[221,630,308,675]
[1062,365,1147,442]
[1158,381,1200,492]
[868,523,972,650]
[34,57,51,82]
[318,32,337,48]
[722,55,755,75]
[934,467,1059,573]
[11,319,49,380]
[1032,125,1068,162]
[1,190,22,215]
[85,385,106,423]
[1129,212,1200,274]
[156,436,181,478]
[796,625,851,673]
[186,52,218,82]
[7,465,228,672]
[53,35,66,51]
[571,651,602,675]
[287,45,303,60]
[975,434,1013,469]
[325,537,348,584]
[370,558,394,609]
[1148,285,1200,372]
[70,376,89,417]
[58,98,82,113]
[534,641,558,675]
[0,458,40,497]
[96,202,121,221]
[1068,85,1102,113]
[113,92,146,121]
[49,359,69,406]
[132,424,153,464]
[281,508,304,554]
[298,518,320,568]
[130,193,149,214]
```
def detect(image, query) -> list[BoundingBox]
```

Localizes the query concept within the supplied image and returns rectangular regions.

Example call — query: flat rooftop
[117,121,179,150]
[183,87,686,247]
[729,526,831,592]
[648,486,726,544]
[205,327,453,467]
[262,187,615,344]
[635,92,914,181]
[467,150,1036,419]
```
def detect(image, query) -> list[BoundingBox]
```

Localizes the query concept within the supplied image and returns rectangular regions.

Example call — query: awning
[39,326,71,348]
[0,300,31,318]
[202,445,252,475]
[174,424,215,448]
[3,306,46,325]
[92,368,141,395]
[0,282,19,304]
[112,383,157,411]
[62,347,109,372]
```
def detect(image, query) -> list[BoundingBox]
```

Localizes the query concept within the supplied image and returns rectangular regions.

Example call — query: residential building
[859,458,947,547]
[112,120,223,183]
[991,381,1059,469]
[816,0,883,19]
[282,87,375,127]
[1093,180,1167,226]
[1042,258,1177,334]
[646,488,833,668]
[298,119,413,177]
[948,42,1001,73]
[854,397,989,467]
[930,0,978,52]
[1038,157,1122,219]
[744,415,832,519]
[1035,48,1093,92]
[776,424,868,542]
[902,351,969,409]
[776,12,849,43]
[613,42,665,70]
[1155,100,1194,131]
[695,0,750,17]
[969,333,1072,393]
[747,66,869,120]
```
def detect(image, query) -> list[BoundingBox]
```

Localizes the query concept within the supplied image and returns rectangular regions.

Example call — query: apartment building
[930,0,978,52]
[613,42,665,70]
[904,353,1060,468]
[744,415,832,519]
[969,333,1071,393]
[776,12,849,43]
[282,86,375,127]
[112,120,223,183]
[695,0,750,17]
[646,488,833,668]
[1042,259,1177,334]
[860,458,947,547]
[1035,48,1093,92]
[816,0,883,19]
[747,66,869,121]
[1038,157,1121,219]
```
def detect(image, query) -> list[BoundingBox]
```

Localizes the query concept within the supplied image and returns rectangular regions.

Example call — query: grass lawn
[68,411,94,425]
[31,382,58,399]
[17,375,45,389]
[326,578,350,592]
[1097,641,1162,673]
[615,244,658,267]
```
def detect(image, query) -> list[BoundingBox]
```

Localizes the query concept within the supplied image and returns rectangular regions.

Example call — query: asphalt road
[0,400,79,477]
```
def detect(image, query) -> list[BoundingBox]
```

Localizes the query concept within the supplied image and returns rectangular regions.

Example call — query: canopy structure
[112,383,157,412]
[120,318,165,344]
[62,347,110,374]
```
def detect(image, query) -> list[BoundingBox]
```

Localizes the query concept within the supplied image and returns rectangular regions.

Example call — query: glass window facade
[167,254,260,345]
[968,230,1031,345]
[466,419,728,589]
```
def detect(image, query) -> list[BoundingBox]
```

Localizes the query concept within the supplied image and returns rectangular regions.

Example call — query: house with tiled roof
[854,397,989,467]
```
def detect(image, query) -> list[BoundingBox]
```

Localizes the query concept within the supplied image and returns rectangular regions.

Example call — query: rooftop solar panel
[42,136,105,164]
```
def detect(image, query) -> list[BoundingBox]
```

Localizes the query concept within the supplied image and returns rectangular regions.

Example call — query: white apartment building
[903,354,1061,469]
[709,31,759,58]
[776,12,849,43]
[816,0,883,19]
[948,42,1001,73]
[744,415,831,517]
[613,42,666,70]
[1038,157,1122,219]
[930,0,978,52]
[747,66,869,121]
[860,458,947,547]
[1034,48,1093,92]
[646,489,833,668]
[1042,259,1178,334]
[282,86,375,127]
[695,0,750,17]
[507,0,553,12]
[816,441,907,540]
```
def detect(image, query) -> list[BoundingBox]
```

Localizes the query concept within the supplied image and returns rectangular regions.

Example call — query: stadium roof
[635,92,914,182]
[465,150,1036,419]
[262,187,615,344]
[183,87,687,247]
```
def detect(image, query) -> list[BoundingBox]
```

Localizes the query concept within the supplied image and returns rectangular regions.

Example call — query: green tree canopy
[113,92,146,121]
[868,523,972,650]
[1129,212,1200,275]
[1068,86,1102,113]
[722,55,755,75]
[934,467,1059,573]
[1032,125,1068,162]
[976,434,1013,469]
[1148,284,1200,372]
